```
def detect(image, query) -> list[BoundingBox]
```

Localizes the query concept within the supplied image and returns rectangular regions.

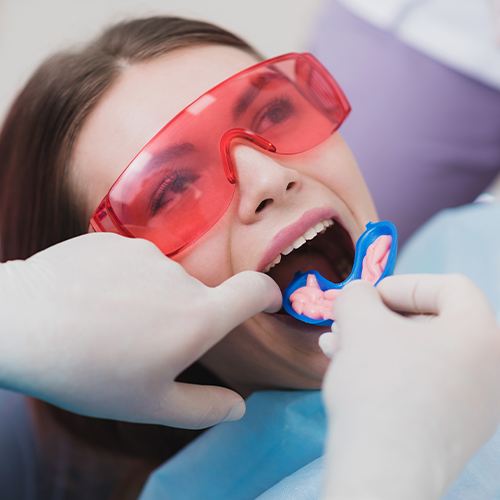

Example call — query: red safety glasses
[89,52,351,256]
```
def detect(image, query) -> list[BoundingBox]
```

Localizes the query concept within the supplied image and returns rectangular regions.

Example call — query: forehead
[73,44,259,211]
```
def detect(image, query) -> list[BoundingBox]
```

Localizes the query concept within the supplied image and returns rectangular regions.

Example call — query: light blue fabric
[257,457,325,500]
[140,202,500,499]
[140,391,326,500]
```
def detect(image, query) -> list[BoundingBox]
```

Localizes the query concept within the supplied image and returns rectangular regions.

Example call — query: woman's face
[72,45,377,394]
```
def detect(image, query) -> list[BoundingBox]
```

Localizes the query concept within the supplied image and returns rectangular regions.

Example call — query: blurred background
[0,0,323,122]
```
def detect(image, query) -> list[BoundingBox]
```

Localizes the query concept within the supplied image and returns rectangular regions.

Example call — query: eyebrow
[232,71,287,119]
[147,142,196,171]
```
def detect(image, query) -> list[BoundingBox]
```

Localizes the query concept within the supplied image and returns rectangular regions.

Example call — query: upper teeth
[263,219,334,273]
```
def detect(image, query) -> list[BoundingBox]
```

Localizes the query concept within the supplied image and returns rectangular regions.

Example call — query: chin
[247,314,331,389]
[201,317,329,395]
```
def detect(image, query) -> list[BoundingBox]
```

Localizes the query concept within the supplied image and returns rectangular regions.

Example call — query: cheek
[176,223,233,287]
[306,136,377,218]
[322,151,367,199]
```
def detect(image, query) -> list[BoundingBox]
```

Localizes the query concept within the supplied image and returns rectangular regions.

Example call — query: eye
[252,97,295,133]
[150,169,200,216]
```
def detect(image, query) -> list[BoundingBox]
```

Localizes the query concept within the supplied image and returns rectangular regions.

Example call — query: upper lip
[257,206,339,272]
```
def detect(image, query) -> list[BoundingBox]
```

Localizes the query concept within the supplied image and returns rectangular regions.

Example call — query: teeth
[263,218,335,272]
[292,236,307,249]
[263,254,282,273]
[314,222,325,233]
[304,228,317,240]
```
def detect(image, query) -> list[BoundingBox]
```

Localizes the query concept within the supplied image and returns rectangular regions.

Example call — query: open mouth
[264,218,355,302]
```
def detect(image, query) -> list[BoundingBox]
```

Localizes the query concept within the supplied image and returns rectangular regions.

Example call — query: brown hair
[0,16,259,498]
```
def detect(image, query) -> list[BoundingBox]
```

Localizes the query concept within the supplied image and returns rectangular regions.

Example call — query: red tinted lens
[244,54,349,155]
[107,120,235,256]
[95,53,350,256]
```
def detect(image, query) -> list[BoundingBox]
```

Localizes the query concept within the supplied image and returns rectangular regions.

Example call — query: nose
[232,144,301,224]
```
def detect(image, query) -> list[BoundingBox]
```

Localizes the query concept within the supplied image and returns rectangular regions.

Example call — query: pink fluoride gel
[289,235,392,321]
[289,274,341,321]
[361,235,392,284]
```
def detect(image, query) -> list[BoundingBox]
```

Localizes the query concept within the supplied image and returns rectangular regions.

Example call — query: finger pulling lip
[257,206,340,272]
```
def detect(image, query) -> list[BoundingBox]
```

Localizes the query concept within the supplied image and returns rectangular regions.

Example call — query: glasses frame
[89,52,351,256]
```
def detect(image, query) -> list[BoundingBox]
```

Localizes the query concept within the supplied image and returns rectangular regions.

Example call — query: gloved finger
[331,281,394,348]
[319,331,339,359]
[334,280,388,332]
[211,271,282,334]
[168,272,281,368]
[154,382,245,429]
[377,274,490,318]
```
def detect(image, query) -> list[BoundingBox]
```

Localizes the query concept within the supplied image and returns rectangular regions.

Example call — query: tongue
[268,249,341,293]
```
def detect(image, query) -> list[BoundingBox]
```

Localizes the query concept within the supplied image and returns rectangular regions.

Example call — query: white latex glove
[0,233,281,429]
[320,274,500,500]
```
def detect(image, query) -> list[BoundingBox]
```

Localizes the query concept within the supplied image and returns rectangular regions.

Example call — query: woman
[0,16,376,498]
[2,15,500,500]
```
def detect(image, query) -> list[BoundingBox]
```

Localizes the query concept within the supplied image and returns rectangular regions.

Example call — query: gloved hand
[320,274,500,500]
[0,233,281,429]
